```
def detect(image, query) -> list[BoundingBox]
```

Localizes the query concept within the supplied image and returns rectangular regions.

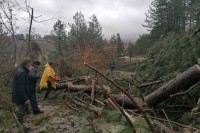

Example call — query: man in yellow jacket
[39,62,57,100]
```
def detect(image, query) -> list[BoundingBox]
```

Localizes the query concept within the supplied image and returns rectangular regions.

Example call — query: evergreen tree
[52,19,66,56]
[88,14,103,49]
[68,11,88,52]
[144,0,188,36]
[109,34,117,44]
[127,42,134,62]
[116,33,124,57]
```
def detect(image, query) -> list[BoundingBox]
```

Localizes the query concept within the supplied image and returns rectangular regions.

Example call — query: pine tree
[68,11,88,52]
[116,33,124,57]
[52,19,66,56]
[88,14,103,49]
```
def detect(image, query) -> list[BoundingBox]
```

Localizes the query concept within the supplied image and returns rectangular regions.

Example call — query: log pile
[51,63,200,132]
[56,64,200,109]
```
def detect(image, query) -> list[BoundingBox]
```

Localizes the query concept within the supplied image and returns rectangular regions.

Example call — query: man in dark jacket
[12,58,32,127]
[29,61,44,114]
[109,60,116,71]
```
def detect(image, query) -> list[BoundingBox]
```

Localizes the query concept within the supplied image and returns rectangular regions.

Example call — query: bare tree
[0,0,19,65]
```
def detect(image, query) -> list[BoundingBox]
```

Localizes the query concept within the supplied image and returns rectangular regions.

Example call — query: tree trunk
[144,65,200,107]
[56,82,111,93]
[56,82,92,92]
[110,94,143,108]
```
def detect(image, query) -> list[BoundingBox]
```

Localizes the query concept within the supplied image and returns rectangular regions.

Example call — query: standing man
[39,62,57,100]
[109,60,116,71]
[12,58,32,129]
[29,61,44,114]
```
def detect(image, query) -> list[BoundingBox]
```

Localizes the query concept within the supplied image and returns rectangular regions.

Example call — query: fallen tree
[56,82,111,94]
[144,64,200,107]
[109,94,143,108]
[85,63,156,133]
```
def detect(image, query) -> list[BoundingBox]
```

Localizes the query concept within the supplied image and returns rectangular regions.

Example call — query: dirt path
[23,99,125,133]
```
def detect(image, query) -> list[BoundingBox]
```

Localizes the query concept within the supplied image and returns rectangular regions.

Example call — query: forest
[1,0,200,132]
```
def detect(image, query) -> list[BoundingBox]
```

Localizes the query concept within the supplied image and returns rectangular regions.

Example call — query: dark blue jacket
[12,65,30,105]
[109,61,116,71]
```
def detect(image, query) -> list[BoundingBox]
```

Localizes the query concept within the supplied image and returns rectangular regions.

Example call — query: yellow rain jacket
[39,63,56,90]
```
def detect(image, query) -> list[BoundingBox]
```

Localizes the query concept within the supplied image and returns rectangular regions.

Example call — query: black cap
[33,61,41,65]
[48,62,53,66]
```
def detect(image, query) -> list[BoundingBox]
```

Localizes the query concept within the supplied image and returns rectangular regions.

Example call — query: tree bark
[56,82,111,94]
[144,64,200,106]
[153,120,174,133]
[56,82,92,92]
[110,94,143,109]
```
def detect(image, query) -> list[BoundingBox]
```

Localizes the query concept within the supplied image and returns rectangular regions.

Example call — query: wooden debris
[85,63,156,133]
[139,80,162,88]
[105,98,119,111]
[72,100,103,115]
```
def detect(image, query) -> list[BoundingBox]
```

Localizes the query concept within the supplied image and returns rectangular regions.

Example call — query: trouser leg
[15,104,26,125]
[44,81,52,100]
[30,93,40,112]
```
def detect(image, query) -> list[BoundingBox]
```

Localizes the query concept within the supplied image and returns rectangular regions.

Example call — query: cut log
[56,82,111,94]
[91,79,96,100]
[91,73,97,100]
[144,64,200,106]
[67,83,92,93]
[56,82,91,92]
[110,94,143,109]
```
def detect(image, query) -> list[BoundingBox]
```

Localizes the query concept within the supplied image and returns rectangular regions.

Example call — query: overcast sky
[17,0,153,41]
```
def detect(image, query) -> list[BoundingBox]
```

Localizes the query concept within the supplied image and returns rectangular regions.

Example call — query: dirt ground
[23,102,124,133]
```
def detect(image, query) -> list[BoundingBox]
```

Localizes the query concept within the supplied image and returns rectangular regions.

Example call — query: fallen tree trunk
[56,82,92,92]
[56,82,111,93]
[144,64,200,107]
[110,94,143,109]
